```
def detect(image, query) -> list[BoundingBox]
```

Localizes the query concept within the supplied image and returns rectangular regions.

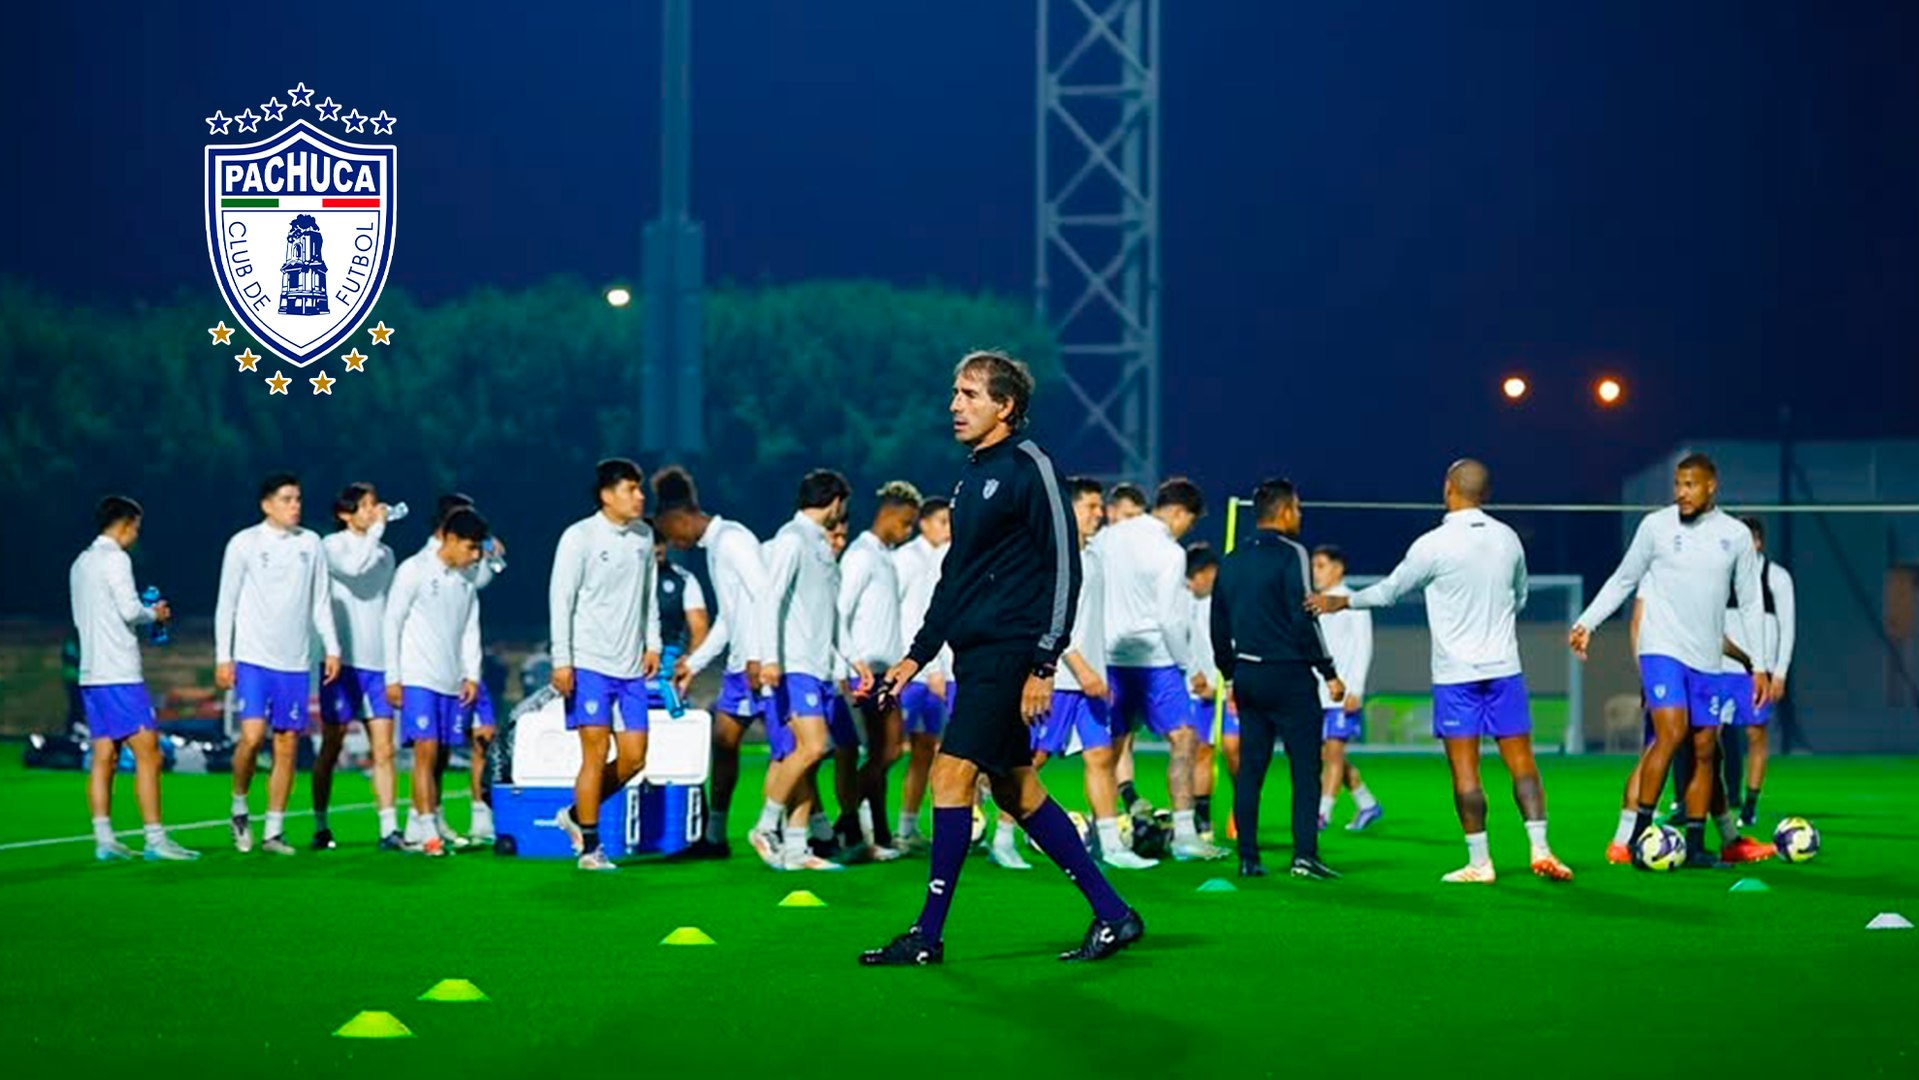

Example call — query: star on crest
[342,108,367,134]
[234,348,260,372]
[260,96,287,122]
[287,82,315,107]
[235,107,261,134]
[208,321,234,344]
[370,110,396,135]
[341,349,368,372]
[366,322,394,345]
[315,96,343,122]
[266,371,291,395]
[310,371,337,395]
[205,111,232,135]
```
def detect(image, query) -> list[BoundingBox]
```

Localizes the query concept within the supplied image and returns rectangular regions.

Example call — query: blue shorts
[567,668,650,732]
[465,681,496,733]
[715,671,762,721]
[1324,706,1362,741]
[401,687,466,746]
[768,673,830,762]
[320,665,392,725]
[1431,675,1532,740]
[1109,665,1194,738]
[233,662,311,733]
[1708,672,1772,728]
[1639,655,1718,729]
[81,684,156,742]
[827,689,860,751]
[900,681,950,736]
[1032,689,1122,755]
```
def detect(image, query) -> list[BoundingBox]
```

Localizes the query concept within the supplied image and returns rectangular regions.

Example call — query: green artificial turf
[0,751,1914,1079]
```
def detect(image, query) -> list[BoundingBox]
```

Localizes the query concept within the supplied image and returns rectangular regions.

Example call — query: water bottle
[384,500,409,523]
[656,645,686,718]
[140,586,170,646]
[482,537,507,575]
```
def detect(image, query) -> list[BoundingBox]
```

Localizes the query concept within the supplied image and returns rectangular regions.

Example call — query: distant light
[1501,375,1529,401]
[1595,376,1624,406]
[604,286,632,308]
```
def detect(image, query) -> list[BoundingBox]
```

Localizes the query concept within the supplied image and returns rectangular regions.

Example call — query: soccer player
[1185,543,1222,838]
[837,480,923,860]
[70,495,198,861]
[1722,516,1794,826]
[892,495,953,853]
[314,482,401,851]
[1097,477,1224,861]
[861,350,1143,966]
[215,472,341,855]
[747,469,852,872]
[383,507,488,859]
[1313,460,1573,883]
[548,459,663,871]
[1311,545,1382,831]
[655,539,711,665]
[1212,480,1344,880]
[1030,476,1159,870]
[1571,453,1771,869]
[1105,482,1147,527]
[424,493,507,846]
[660,466,777,859]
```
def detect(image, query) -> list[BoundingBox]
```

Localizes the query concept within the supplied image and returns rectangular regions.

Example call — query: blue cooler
[494,780,701,858]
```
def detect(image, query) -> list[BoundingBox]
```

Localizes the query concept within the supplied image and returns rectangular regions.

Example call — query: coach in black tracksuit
[860,351,1142,968]
[1211,478,1343,880]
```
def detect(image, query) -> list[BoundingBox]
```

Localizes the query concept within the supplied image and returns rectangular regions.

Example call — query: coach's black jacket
[906,435,1081,669]
[1210,527,1337,683]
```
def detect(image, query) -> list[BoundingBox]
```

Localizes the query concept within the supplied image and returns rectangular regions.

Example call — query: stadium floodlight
[1595,376,1624,406]
[604,286,632,308]
[1501,375,1529,401]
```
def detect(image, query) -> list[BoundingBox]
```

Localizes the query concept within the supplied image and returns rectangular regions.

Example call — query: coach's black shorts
[941,646,1037,777]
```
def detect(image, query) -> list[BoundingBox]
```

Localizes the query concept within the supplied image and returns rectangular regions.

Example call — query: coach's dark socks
[913,807,972,942]
[1021,799,1129,923]
[1118,781,1141,809]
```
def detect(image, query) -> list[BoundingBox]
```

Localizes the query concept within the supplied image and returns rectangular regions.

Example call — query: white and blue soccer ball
[1773,817,1820,863]
[1635,824,1687,871]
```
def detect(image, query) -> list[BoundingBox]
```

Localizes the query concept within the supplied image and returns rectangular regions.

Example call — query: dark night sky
[4,1,1915,566]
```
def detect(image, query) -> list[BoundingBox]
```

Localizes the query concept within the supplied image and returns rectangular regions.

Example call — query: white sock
[1317,795,1334,818]
[1096,817,1123,853]
[1173,809,1197,841]
[144,823,166,846]
[472,802,493,829]
[897,811,918,838]
[92,816,114,844]
[1353,785,1378,811]
[264,811,284,839]
[231,794,248,817]
[808,813,834,842]
[1715,812,1741,844]
[378,807,398,837]
[313,809,329,833]
[1465,831,1491,867]
[783,825,809,861]
[756,799,785,834]
[1524,819,1550,855]
[704,810,727,844]
[993,824,1018,852]
[1613,809,1638,846]
[857,803,875,841]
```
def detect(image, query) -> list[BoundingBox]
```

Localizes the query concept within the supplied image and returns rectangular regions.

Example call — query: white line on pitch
[0,793,472,853]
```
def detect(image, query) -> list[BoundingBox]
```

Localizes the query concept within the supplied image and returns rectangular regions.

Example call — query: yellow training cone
[661,926,716,946]
[419,978,490,1002]
[779,890,827,908]
[332,1011,414,1039]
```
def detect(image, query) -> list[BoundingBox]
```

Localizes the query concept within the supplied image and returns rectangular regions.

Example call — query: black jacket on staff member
[905,436,1080,775]
[1211,524,1339,870]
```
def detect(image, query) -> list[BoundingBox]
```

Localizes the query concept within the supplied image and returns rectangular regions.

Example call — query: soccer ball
[1773,817,1820,863]
[1634,824,1687,871]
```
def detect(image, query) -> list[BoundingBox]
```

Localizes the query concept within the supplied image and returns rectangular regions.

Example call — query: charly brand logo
[203,83,397,396]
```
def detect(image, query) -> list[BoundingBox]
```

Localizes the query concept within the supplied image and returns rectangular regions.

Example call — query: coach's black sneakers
[1290,856,1341,880]
[310,828,336,852]
[1239,856,1268,878]
[860,929,944,967]
[1059,908,1146,963]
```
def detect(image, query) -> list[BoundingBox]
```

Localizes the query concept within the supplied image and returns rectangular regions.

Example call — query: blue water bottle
[141,586,170,645]
[656,645,686,718]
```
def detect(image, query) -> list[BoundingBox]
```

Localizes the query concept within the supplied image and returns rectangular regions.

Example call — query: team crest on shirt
[982,479,1000,500]
[203,84,399,395]
[1720,538,1733,553]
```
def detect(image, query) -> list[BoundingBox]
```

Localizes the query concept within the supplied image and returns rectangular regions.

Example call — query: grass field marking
[0,792,471,853]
